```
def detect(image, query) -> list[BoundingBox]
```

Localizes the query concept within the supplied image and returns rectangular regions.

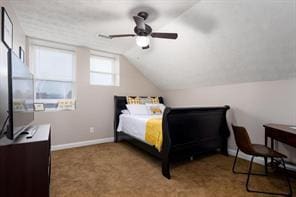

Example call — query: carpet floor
[51,142,295,197]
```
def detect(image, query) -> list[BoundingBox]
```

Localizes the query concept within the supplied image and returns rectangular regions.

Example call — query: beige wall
[33,47,161,145]
[163,79,296,164]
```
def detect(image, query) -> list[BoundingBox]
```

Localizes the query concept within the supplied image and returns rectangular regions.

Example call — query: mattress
[117,114,162,143]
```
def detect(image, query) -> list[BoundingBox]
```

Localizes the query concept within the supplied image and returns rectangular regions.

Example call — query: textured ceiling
[9,0,199,54]
[9,0,296,90]
[125,0,296,90]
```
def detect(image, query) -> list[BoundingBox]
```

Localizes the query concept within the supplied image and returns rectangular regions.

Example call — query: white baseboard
[51,137,114,151]
[228,148,296,172]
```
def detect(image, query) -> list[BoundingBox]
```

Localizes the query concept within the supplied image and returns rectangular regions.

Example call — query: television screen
[0,46,9,136]
[7,50,34,139]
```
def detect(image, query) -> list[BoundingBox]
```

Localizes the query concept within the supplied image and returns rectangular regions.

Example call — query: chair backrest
[232,125,254,155]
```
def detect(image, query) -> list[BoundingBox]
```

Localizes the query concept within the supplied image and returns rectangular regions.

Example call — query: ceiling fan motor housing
[137,11,149,20]
[134,24,152,36]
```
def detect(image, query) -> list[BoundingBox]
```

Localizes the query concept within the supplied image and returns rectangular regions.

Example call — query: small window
[90,55,119,86]
[31,45,76,111]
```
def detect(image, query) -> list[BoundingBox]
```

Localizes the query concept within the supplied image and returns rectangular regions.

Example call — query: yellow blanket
[145,118,163,151]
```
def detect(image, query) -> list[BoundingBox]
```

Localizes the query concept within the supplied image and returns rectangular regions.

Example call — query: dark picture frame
[1,7,13,49]
[19,46,25,63]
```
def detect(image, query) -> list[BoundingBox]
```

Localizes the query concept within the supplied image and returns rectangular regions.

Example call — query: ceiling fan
[98,11,178,49]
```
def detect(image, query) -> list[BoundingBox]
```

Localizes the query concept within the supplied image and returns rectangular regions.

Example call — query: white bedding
[117,114,162,143]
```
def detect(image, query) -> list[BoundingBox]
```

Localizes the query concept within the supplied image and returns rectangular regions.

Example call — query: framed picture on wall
[1,7,13,49]
[34,103,45,111]
[19,46,25,63]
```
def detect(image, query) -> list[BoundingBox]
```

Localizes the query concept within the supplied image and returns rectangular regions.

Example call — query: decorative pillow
[126,104,149,115]
[150,97,160,104]
[146,103,165,115]
[121,109,130,114]
[126,96,141,104]
[57,99,76,111]
[126,96,160,104]
[150,107,162,114]
[140,97,152,104]
[13,101,26,112]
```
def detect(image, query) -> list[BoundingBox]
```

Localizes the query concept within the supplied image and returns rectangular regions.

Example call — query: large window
[90,54,119,86]
[31,45,76,110]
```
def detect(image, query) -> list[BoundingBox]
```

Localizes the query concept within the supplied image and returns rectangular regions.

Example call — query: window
[31,45,76,110]
[90,54,119,86]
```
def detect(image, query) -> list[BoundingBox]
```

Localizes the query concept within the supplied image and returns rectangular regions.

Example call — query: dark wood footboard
[161,106,230,178]
[114,96,230,179]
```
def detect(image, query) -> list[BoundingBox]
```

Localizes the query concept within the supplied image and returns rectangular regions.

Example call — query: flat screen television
[7,50,34,140]
[0,48,9,137]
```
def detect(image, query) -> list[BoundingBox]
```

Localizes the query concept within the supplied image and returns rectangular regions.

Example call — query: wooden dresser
[0,124,51,197]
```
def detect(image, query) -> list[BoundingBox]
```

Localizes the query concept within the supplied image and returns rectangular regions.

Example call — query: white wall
[33,47,161,145]
[164,79,296,163]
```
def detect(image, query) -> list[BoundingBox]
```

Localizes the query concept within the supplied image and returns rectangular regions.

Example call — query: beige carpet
[51,142,295,197]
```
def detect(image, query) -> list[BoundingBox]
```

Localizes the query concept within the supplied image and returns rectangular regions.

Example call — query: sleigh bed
[114,96,230,179]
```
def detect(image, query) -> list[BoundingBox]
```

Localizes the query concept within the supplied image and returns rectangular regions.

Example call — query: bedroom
[0,0,295,196]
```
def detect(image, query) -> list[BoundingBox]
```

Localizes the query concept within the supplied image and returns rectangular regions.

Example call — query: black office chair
[232,125,292,196]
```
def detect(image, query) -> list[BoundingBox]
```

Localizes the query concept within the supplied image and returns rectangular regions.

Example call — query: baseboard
[51,137,114,151]
[228,148,296,172]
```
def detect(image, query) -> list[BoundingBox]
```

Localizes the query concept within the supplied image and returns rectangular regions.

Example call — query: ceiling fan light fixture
[136,36,150,47]
[99,11,178,50]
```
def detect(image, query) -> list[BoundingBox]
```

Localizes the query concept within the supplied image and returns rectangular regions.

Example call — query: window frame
[29,42,77,111]
[89,52,120,87]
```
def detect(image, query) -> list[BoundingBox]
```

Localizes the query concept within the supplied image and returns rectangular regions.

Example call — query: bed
[114,96,230,179]
[117,114,162,144]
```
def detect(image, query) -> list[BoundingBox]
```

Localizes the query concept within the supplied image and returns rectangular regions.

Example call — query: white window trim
[29,39,77,111]
[90,51,120,87]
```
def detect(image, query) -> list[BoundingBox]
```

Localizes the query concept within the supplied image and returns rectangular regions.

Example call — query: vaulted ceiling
[9,0,198,54]
[9,0,296,90]
[124,0,296,89]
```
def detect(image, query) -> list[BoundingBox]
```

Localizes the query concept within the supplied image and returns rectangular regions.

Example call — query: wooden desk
[264,123,296,171]
[264,123,296,149]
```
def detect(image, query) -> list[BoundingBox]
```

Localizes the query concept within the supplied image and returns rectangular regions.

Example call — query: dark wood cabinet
[0,124,51,197]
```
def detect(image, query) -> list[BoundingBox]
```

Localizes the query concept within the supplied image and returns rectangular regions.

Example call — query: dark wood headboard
[113,96,164,137]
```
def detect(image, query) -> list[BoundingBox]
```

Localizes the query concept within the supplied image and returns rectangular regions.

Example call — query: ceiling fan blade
[109,34,136,38]
[151,33,178,39]
[99,34,135,39]
[133,16,145,30]
[98,34,112,39]
[142,45,149,50]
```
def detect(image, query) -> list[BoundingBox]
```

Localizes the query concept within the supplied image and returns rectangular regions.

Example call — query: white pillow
[121,109,130,114]
[145,103,166,115]
[126,104,149,115]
